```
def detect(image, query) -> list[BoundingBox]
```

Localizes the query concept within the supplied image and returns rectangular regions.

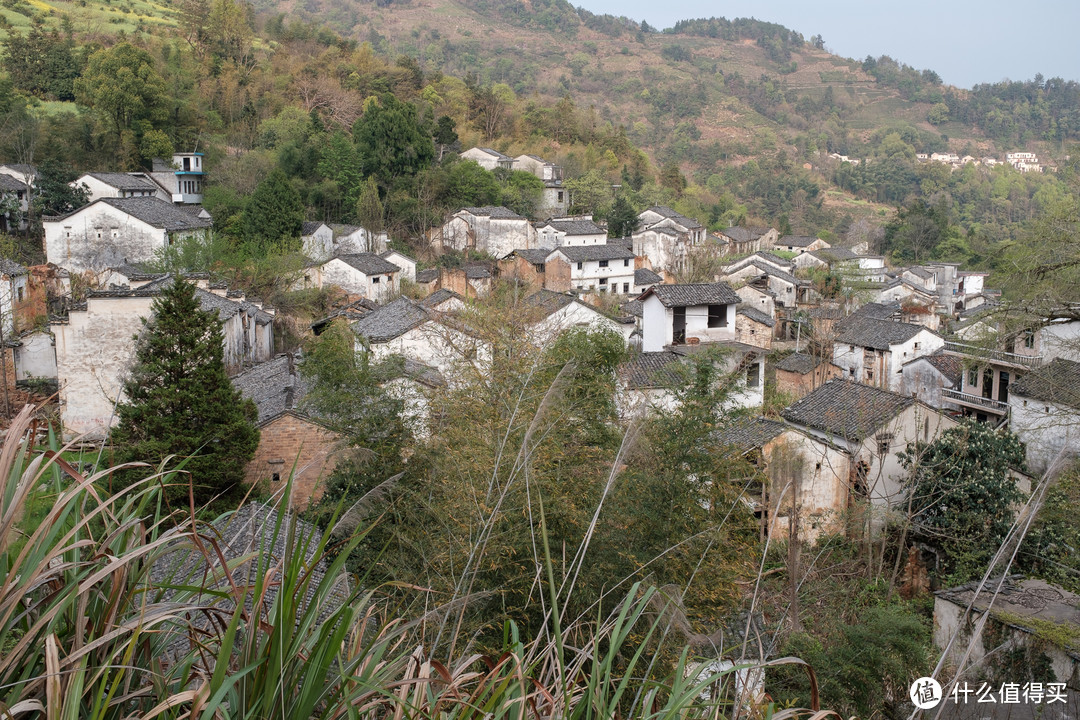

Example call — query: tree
[606,193,638,238]
[111,278,259,508]
[352,94,434,189]
[900,420,1026,581]
[74,43,168,142]
[1,23,81,100]
[354,177,385,238]
[33,158,89,217]
[239,169,304,251]
[433,114,458,161]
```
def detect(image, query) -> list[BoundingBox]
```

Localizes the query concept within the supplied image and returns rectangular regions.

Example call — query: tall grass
[0,403,833,718]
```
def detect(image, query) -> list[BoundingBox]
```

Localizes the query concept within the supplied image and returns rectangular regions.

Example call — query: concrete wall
[301,225,335,260]
[531,301,627,347]
[901,359,958,412]
[775,363,842,400]
[44,203,194,272]
[642,295,672,352]
[761,431,852,540]
[367,321,489,382]
[383,252,416,283]
[244,412,340,510]
[13,330,56,381]
[320,258,399,302]
[833,330,942,393]
[1008,395,1080,476]
[735,285,776,318]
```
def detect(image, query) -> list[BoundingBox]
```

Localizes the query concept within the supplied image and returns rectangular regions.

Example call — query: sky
[572,0,1080,89]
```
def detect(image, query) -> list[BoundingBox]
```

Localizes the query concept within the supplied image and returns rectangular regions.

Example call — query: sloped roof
[723,226,773,243]
[553,244,636,262]
[778,235,822,247]
[333,253,401,276]
[509,248,551,265]
[0,258,27,277]
[905,266,934,280]
[464,264,492,279]
[905,349,963,386]
[523,289,582,316]
[94,197,212,230]
[607,236,633,250]
[420,288,463,309]
[781,380,914,441]
[737,306,775,327]
[540,218,605,235]
[1,164,35,176]
[470,147,511,159]
[775,352,825,375]
[351,297,430,343]
[0,175,28,192]
[380,249,416,264]
[1011,358,1080,410]
[643,206,703,229]
[84,172,159,192]
[310,297,379,334]
[461,206,524,219]
[743,259,809,286]
[641,282,740,308]
[621,299,643,318]
[844,302,901,323]
[301,220,328,236]
[713,417,787,453]
[809,247,858,263]
[619,351,684,388]
[834,316,932,351]
[634,267,663,285]
[416,268,439,283]
[232,353,308,424]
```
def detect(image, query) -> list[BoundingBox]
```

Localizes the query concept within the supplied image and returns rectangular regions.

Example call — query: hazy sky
[572,0,1080,89]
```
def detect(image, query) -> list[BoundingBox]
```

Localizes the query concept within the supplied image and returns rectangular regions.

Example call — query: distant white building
[534,217,607,248]
[459,147,514,171]
[430,206,537,258]
[547,244,636,295]
[632,206,706,272]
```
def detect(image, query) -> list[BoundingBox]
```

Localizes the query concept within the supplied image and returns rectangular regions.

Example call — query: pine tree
[240,168,304,253]
[111,277,259,509]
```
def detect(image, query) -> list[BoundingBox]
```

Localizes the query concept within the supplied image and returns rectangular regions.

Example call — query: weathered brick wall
[544,257,571,292]
[736,318,773,349]
[244,413,342,510]
[497,257,544,291]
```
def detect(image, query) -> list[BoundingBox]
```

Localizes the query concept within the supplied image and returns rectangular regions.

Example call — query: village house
[723,260,813,309]
[874,279,939,326]
[300,253,402,303]
[414,268,439,295]
[546,244,636,294]
[351,296,489,381]
[52,277,275,439]
[1007,359,1080,475]
[144,153,206,205]
[934,576,1080,706]
[300,221,333,258]
[639,282,740,352]
[302,222,386,260]
[632,206,706,272]
[793,246,859,272]
[498,249,551,290]
[943,318,1080,424]
[781,379,958,510]
[774,352,842,400]
[734,283,776,320]
[724,251,796,276]
[310,297,379,336]
[0,258,29,339]
[832,315,943,392]
[522,289,634,346]
[900,349,963,413]
[735,306,774,349]
[774,235,830,255]
[74,172,167,203]
[714,417,853,540]
[419,288,466,313]
[0,174,30,232]
[430,206,537,257]
[380,250,417,283]
[717,227,779,256]
[534,217,607,249]
[234,353,342,509]
[43,197,212,273]
[513,154,567,216]
[632,267,663,295]
[459,147,514,171]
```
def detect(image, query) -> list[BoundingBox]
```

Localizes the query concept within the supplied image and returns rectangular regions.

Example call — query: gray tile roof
[0,175,28,192]
[713,417,787,453]
[464,264,492,279]
[334,253,401,275]
[0,258,27,276]
[844,302,901,323]
[416,268,439,283]
[634,268,663,285]
[351,297,430,343]
[737,306,775,327]
[553,244,636,262]
[643,282,740,308]
[524,289,577,316]
[473,147,511,159]
[85,276,268,323]
[311,298,379,333]
[621,299,643,318]
[232,353,308,424]
[620,351,684,388]
[97,197,213,230]
[301,221,327,236]
[420,288,462,308]
[643,206,703,230]
[462,206,524,219]
[834,316,930,351]
[1011,358,1080,410]
[400,358,446,388]
[86,172,159,192]
[1,164,35,176]
[781,380,914,441]
[723,226,773,243]
[541,218,605,235]
[743,259,809,286]
[906,349,962,386]
[905,266,934,280]
[775,352,824,375]
[608,236,633,250]
[509,249,551,265]
[809,247,858,263]
[778,235,821,247]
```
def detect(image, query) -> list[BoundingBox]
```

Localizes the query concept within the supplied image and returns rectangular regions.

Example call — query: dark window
[271,473,280,484]
[577,262,583,270]
[16,287,23,302]
[557,191,564,202]
[623,283,630,293]
[707,304,727,328]
[623,259,629,267]
[745,363,759,387]
[372,276,380,284]
[599,260,609,268]
[998,371,1010,402]
[1024,332,1035,349]
[876,434,892,456]
[599,277,608,286]
[968,367,978,386]
[537,264,545,273]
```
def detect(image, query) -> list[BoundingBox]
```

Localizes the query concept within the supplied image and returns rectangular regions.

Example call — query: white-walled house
[51,277,274,440]
[632,267,663,295]
[639,282,740,352]
[44,197,212,273]
[430,206,537,257]
[301,222,334,258]
[380,250,416,283]
[774,235,830,255]
[351,297,489,381]
[74,173,165,202]
[632,206,705,272]
[523,289,632,346]
[723,260,812,309]
[717,227,778,256]
[513,154,567,217]
[11,328,57,382]
[302,222,387,260]
[0,258,28,338]
[781,380,958,511]
[900,350,963,413]
[0,174,30,232]
[534,217,607,249]
[304,253,402,302]
[832,316,943,393]
[459,147,514,171]
[546,244,636,294]
[1007,359,1080,475]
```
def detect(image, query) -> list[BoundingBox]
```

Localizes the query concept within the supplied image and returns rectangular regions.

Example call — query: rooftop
[351,297,430,343]
[83,172,159,192]
[416,268,439,283]
[420,288,463,309]
[737,306,775,327]
[643,206,703,230]
[634,267,663,285]
[640,282,741,308]
[835,316,931,351]
[509,248,551,265]
[461,205,525,219]
[781,380,914,441]
[1011,358,1080,409]
[905,349,963,386]
[809,247,859,263]
[775,352,827,375]
[333,252,401,276]
[77,197,214,231]
[539,218,605,235]
[301,220,328,236]
[553,244,636,262]
[0,258,27,277]
[232,353,308,424]
[722,226,774,243]
[523,288,578,316]
[713,417,787,454]
[0,175,28,192]
[619,351,684,388]
[778,235,822,247]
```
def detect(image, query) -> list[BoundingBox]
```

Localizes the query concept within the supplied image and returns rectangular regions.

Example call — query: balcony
[942,388,1009,413]
[943,341,1044,369]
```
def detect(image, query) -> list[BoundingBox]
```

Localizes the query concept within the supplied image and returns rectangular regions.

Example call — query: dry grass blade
[331,471,405,538]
